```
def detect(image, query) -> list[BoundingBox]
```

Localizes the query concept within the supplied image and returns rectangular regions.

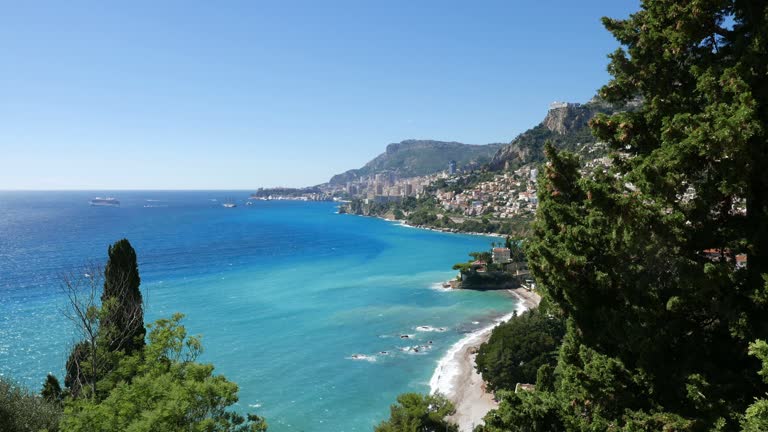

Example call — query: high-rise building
[448,160,457,175]
[404,183,413,196]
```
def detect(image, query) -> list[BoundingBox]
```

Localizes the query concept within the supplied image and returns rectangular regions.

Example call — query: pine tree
[515,0,768,429]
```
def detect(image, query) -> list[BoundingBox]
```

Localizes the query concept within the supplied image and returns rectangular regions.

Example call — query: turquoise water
[0,191,516,431]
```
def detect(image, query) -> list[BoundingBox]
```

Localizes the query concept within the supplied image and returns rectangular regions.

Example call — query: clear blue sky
[0,1,640,190]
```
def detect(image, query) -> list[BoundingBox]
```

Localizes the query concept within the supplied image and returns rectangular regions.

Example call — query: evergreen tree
[484,0,768,429]
[101,238,145,356]
[41,374,63,404]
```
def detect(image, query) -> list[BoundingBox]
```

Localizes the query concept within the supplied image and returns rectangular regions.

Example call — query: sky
[0,1,640,190]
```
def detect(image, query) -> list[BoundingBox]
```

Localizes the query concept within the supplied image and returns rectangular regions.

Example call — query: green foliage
[408,210,438,226]
[476,389,564,432]
[469,251,492,263]
[535,364,554,392]
[505,236,527,263]
[251,186,322,198]
[0,376,62,432]
[101,238,146,356]
[452,262,472,272]
[483,1,768,430]
[743,339,768,431]
[41,374,63,404]
[475,310,565,392]
[61,313,267,432]
[374,393,458,432]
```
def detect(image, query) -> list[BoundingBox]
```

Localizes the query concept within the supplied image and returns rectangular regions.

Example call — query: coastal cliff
[489,97,638,171]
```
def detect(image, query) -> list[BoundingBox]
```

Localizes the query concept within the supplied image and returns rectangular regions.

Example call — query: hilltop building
[548,101,581,110]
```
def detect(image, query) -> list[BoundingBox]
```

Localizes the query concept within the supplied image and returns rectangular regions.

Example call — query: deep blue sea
[0,191,516,431]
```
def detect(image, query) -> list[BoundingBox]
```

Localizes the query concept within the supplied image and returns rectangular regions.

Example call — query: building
[549,101,581,110]
[492,247,511,264]
[448,160,457,175]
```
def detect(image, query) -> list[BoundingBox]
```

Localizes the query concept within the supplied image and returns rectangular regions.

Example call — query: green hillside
[328,139,502,184]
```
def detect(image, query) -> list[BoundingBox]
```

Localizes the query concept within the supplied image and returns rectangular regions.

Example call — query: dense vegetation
[251,186,323,198]
[342,195,533,237]
[374,393,458,432]
[477,1,768,430]
[0,377,62,432]
[4,239,267,432]
[475,309,565,392]
[62,313,267,432]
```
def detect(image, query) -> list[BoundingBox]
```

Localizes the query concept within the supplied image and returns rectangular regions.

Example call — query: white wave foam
[399,345,429,355]
[415,325,447,332]
[347,354,377,362]
[429,300,529,396]
[429,282,453,292]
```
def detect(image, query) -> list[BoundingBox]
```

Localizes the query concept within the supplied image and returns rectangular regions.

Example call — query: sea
[0,191,517,432]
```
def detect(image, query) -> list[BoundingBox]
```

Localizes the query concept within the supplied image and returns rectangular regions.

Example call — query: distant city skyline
[1,1,640,190]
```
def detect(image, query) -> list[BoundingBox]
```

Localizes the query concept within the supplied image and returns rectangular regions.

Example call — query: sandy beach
[431,288,542,432]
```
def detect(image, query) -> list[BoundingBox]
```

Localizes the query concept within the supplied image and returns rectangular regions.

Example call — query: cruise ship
[89,197,120,207]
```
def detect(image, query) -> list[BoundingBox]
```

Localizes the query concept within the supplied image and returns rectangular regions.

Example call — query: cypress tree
[41,374,62,403]
[101,238,145,356]
[517,0,768,429]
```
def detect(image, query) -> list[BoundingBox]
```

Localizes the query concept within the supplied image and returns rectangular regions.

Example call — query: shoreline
[338,210,506,238]
[343,207,532,430]
[393,219,506,238]
[430,288,541,432]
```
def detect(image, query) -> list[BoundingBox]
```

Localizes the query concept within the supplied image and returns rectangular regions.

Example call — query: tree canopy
[62,313,267,432]
[475,309,565,392]
[0,376,62,432]
[482,0,768,429]
[374,393,458,432]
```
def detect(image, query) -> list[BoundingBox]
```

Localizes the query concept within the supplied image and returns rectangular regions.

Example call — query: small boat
[90,197,120,207]
[221,196,237,208]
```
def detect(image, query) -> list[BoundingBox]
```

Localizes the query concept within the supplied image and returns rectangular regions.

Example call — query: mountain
[490,97,639,170]
[328,140,503,184]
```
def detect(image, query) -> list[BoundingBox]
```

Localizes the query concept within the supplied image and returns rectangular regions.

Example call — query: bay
[0,191,515,431]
